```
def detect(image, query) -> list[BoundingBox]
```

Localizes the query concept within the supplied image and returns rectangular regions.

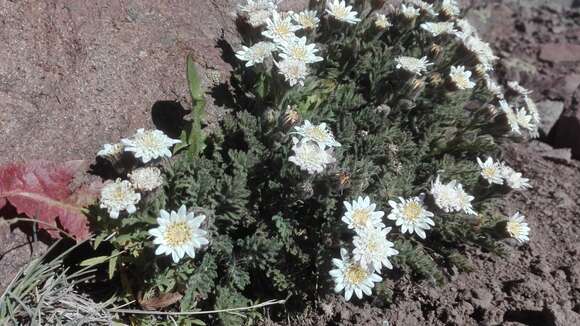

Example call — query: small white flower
[238,0,278,27]
[235,41,276,67]
[395,56,432,75]
[326,0,361,24]
[293,10,320,30]
[289,137,336,174]
[278,36,323,64]
[506,212,530,243]
[441,0,460,17]
[121,129,181,163]
[454,19,476,39]
[515,107,535,133]
[420,22,456,37]
[387,196,435,239]
[463,36,497,71]
[329,248,382,301]
[262,11,300,43]
[149,205,209,263]
[97,143,124,160]
[449,65,476,90]
[499,100,521,135]
[400,4,420,19]
[292,120,341,149]
[342,196,386,231]
[507,81,532,96]
[276,59,309,86]
[524,97,541,125]
[375,14,392,29]
[484,75,504,99]
[407,0,436,15]
[430,176,476,215]
[100,179,141,219]
[501,165,531,190]
[477,157,504,185]
[454,183,476,215]
[353,227,399,272]
[128,167,164,192]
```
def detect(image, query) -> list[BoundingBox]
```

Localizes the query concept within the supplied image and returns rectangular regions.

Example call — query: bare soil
[1,0,580,325]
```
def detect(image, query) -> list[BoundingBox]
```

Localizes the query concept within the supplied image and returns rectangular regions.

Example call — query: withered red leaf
[0,160,102,241]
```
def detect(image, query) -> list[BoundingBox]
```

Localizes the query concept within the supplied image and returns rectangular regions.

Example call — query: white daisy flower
[515,107,535,133]
[449,65,475,90]
[100,179,141,219]
[387,196,435,239]
[420,22,456,37]
[400,4,420,19]
[97,143,124,160]
[292,10,320,30]
[477,157,504,185]
[441,0,460,17]
[501,165,531,190]
[128,167,164,192]
[506,212,530,243]
[353,227,399,272]
[149,205,209,263]
[329,248,382,301]
[454,183,477,215]
[238,0,278,27]
[235,41,276,67]
[454,19,476,39]
[326,0,361,24]
[395,56,432,75]
[407,0,436,15]
[292,120,341,149]
[275,59,309,86]
[289,137,336,174]
[431,176,458,213]
[484,75,504,99]
[278,36,323,64]
[375,13,392,29]
[463,36,497,71]
[262,11,301,43]
[499,100,521,135]
[121,129,181,163]
[507,81,532,96]
[524,97,541,125]
[342,196,386,231]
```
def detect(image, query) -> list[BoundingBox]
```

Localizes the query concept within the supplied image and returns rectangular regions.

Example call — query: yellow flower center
[482,167,497,179]
[353,209,370,226]
[164,221,193,247]
[113,188,127,201]
[402,202,422,221]
[275,24,291,38]
[506,221,521,237]
[290,46,307,61]
[345,264,367,285]
[334,8,348,19]
[306,127,327,142]
[299,17,316,29]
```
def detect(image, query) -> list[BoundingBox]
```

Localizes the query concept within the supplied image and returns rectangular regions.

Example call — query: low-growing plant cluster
[1,0,541,325]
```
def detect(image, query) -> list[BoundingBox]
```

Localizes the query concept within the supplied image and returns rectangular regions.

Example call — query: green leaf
[79,255,110,267]
[191,319,206,326]
[186,55,206,158]
[108,250,119,279]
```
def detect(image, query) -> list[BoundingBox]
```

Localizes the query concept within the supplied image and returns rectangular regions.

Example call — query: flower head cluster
[407,0,436,16]
[149,205,209,263]
[387,196,435,239]
[235,42,276,67]
[420,22,456,36]
[449,65,475,90]
[332,197,398,301]
[293,10,319,30]
[501,165,531,190]
[441,0,460,17]
[289,120,340,174]
[121,129,181,163]
[128,167,164,192]
[505,212,530,243]
[97,143,124,161]
[375,14,392,29]
[461,36,498,71]
[99,179,141,219]
[395,56,432,75]
[431,176,477,215]
[400,4,420,19]
[326,0,361,24]
[499,100,539,138]
[238,0,278,27]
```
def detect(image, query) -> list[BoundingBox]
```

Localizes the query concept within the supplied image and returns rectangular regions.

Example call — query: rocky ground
[1,0,580,325]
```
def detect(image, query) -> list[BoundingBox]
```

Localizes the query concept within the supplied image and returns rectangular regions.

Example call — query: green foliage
[90,1,532,323]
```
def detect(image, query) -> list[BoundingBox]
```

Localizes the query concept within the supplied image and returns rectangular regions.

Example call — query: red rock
[539,43,580,63]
